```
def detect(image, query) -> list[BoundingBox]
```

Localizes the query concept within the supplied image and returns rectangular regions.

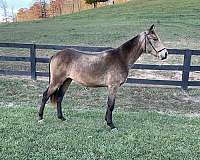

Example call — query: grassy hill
[0,0,199,49]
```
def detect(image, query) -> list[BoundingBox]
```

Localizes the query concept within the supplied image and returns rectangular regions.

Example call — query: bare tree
[11,6,16,22]
[0,0,8,22]
[39,0,48,18]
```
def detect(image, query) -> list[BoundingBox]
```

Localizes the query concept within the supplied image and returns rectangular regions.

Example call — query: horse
[38,24,168,129]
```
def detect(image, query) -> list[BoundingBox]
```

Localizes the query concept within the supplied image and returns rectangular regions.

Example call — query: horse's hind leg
[38,83,58,121]
[56,78,72,121]
[38,88,49,121]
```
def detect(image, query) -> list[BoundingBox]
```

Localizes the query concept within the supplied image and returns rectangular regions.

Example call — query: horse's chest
[106,67,128,85]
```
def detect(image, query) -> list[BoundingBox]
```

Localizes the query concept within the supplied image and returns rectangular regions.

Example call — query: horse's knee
[107,97,115,111]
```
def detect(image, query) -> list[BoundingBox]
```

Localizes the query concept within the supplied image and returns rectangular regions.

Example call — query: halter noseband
[144,32,166,53]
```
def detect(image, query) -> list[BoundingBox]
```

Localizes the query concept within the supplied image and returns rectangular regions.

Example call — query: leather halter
[144,32,166,53]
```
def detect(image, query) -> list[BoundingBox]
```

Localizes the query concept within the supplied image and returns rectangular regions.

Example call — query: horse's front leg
[105,85,119,129]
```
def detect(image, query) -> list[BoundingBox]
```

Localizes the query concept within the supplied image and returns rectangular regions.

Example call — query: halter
[144,32,166,53]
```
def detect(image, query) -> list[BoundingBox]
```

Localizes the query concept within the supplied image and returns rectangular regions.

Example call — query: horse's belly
[75,80,106,87]
[70,71,107,87]
[73,78,106,87]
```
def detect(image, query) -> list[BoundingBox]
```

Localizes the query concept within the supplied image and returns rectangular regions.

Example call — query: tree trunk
[0,0,8,22]
[93,2,97,8]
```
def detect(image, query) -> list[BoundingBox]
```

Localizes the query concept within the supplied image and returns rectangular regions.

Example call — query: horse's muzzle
[160,49,168,60]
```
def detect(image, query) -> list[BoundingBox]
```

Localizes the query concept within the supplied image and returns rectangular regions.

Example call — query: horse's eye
[153,38,158,41]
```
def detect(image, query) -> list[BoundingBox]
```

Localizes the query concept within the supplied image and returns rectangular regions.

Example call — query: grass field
[0,1,200,159]
[0,77,200,159]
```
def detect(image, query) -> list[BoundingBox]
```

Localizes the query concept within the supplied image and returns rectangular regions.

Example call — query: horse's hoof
[111,127,118,132]
[58,117,66,121]
[38,119,44,123]
[107,123,116,130]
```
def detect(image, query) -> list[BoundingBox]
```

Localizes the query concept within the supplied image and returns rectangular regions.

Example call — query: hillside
[0,0,199,49]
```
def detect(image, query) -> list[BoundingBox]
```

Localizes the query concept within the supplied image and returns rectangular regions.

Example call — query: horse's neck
[119,33,145,65]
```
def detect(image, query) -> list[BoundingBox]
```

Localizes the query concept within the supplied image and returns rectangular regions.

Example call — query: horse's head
[144,24,168,60]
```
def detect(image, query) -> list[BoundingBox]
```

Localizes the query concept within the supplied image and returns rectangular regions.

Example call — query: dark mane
[119,34,140,53]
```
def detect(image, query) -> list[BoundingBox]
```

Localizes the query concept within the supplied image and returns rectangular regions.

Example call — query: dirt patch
[157,110,200,118]
[181,96,200,103]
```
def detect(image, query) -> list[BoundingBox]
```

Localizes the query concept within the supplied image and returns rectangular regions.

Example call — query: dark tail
[48,56,53,85]
[50,89,59,107]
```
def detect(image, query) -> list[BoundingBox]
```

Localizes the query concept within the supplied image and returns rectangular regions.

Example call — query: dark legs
[105,86,118,129]
[38,78,72,121]
[105,96,115,129]
[38,82,57,121]
[56,78,72,121]
[38,88,49,121]
[39,78,119,129]
[56,87,65,121]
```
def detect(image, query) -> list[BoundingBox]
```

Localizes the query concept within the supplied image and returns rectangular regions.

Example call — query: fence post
[30,44,36,80]
[181,49,191,90]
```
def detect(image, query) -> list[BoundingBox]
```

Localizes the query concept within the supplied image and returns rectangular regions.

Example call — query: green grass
[0,77,200,159]
[0,0,199,49]
[1,107,200,159]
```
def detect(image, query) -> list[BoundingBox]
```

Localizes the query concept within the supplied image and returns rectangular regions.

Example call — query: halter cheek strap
[144,32,147,53]
[144,32,166,53]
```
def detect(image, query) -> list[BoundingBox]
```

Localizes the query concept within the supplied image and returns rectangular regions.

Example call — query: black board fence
[0,42,200,90]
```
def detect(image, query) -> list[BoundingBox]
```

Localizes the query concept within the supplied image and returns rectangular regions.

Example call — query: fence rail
[0,42,200,90]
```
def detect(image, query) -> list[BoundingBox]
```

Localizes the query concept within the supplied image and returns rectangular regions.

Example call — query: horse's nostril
[161,52,168,60]
[165,52,168,58]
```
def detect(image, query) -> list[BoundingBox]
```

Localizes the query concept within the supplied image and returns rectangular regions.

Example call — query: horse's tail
[48,56,57,107]
[50,90,58,107]
[48,56,53,85]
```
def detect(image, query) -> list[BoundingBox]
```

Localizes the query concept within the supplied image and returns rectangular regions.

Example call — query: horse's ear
[149,24,155,33]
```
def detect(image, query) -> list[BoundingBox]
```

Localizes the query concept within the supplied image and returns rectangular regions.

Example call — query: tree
[41,0,48,18]
[11,6,16,22]
[35,0,48,18]
[0,0,8,22]
[85,0,108,8]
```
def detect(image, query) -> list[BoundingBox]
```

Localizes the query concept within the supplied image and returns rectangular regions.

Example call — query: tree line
[0,0,111,23]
